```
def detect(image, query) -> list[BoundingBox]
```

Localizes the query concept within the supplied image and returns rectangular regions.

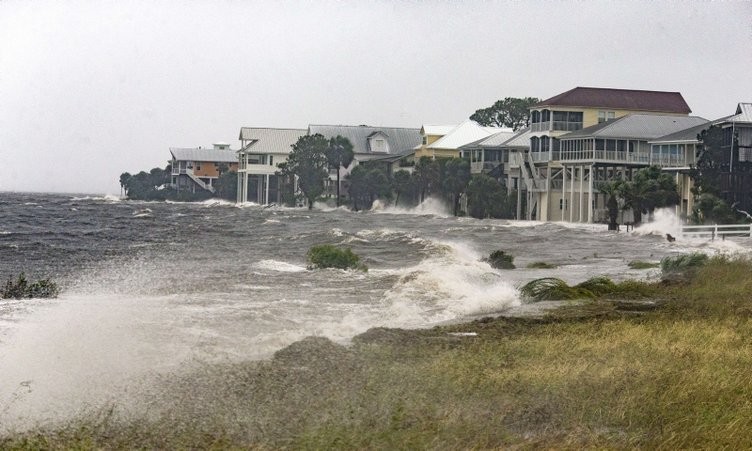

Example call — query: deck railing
[680,224,752,240]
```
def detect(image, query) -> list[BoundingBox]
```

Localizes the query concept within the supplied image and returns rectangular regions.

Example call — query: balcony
[559,150,652,164]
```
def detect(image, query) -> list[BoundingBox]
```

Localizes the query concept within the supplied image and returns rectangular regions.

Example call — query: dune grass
[628,260,660,269]
[3,256,752,449]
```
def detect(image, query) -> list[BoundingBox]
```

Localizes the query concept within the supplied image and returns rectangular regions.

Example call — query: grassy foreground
[3,257,752,449]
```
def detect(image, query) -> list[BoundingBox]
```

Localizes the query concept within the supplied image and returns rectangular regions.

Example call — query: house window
[598,111,616,123]
[196,164,201,171]
[422,137,427,145]
[552,111,583,131]
[374,139,385,152]
[560,199,567,210]
[269,156,273,166]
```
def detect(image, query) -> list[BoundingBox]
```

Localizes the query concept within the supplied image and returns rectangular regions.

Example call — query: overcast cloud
[1,0,750,195]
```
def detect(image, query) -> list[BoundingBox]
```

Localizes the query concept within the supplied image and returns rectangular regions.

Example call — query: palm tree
[442,158,471,216]
[325,136,355,206]
[392,170,412,206]
[413,156,440,203]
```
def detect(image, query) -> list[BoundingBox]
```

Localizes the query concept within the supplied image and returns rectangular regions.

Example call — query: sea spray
[382,240,520,325]
[371,197,450,217]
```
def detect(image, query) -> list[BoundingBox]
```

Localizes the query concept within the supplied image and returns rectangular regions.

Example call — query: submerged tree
[614,166,680,225]
[470,97,541,131]
[392,170,413,207]
[347,164,391,211]
[442,158,471,216]
[413,156,440,203]
[282,134,330,209]
[466,174,511,219]
[325,136,355,207]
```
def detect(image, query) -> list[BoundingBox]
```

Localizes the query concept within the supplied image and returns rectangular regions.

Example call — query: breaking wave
[371,197,450,216]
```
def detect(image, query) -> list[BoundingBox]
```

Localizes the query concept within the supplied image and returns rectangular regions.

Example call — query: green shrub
[484,250,515,269]
[1,273,60,299]
[661,253,709,276]
[307,245,367,271]
[527,261,557,269]
[519,277,594,302]
[628,260,660,269]
[520,276,653,302]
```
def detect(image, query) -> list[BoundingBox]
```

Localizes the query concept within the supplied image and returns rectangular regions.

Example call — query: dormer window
[367,131,390,153]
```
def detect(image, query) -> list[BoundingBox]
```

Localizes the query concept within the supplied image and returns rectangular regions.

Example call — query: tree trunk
[336,169,341,207]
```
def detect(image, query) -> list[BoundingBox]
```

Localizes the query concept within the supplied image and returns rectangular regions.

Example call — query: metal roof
[725,102,752,124]
[169,148,238,163]
[649,116,733,144]
[535,87,692,114]
[421,125,456,136]
[308,124,421,155]
[499,128,531,148]
[238,127,307,154]
[427,120,509,150]
[560,114,708,141]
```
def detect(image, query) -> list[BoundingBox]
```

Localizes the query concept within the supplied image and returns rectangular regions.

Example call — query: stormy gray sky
[1,0,750,195]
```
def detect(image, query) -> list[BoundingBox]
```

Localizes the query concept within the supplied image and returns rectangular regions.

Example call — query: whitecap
[253,259,306,273]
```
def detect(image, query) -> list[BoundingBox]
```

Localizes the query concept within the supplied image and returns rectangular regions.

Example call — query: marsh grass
[526,261,558,269]
[4,256,752,449]
[628,260,660,269]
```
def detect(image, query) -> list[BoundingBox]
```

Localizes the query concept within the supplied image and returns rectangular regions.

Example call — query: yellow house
[513,87,698,223]
[414,121,508,159]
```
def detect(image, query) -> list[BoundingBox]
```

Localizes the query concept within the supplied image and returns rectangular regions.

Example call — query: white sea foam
[313,202,351,212]
[632,208,683,237]
[371,197,450,217]
[199,199,235,207]
[71,194,122,202]
[381,240,520,326]
[253,259,307,273]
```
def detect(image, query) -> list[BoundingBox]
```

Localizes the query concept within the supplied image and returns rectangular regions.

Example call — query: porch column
[579,164,584,222]
[265,174,270,205]
[588,165,594,223]
[562,164,567,221]
[569,166,575,222]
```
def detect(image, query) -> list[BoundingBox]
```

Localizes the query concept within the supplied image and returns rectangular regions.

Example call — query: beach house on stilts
[511,87,709,223]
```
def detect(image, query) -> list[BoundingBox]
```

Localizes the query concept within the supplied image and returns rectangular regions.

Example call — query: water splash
[371,197,450,216]
[632,208,683,237]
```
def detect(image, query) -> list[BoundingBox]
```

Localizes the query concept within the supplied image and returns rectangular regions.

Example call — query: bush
[519,276,654,302]
[1,273,60,299]
[527,262,557,269]
[307,245,367,271]
[628,260,660,269]
[661,253,709,277]
[484,250,515,269]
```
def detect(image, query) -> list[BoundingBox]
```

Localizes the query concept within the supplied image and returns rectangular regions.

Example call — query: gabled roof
[560,114,708,140]
[650,116,731,144]
[725,102,752,124]
[238,127,307,154]
[500,128,531,149]
[459,130,518,149]
[170,147,238,163]
[427,120,510,150]
[308,124,421,155]
[535,87,692,114]
[421,125,456,136]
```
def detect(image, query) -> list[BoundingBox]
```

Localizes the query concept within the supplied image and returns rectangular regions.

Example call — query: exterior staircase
[187,171,215,193]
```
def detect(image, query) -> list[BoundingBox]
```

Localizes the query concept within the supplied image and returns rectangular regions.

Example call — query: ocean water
[1,192,750,430]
